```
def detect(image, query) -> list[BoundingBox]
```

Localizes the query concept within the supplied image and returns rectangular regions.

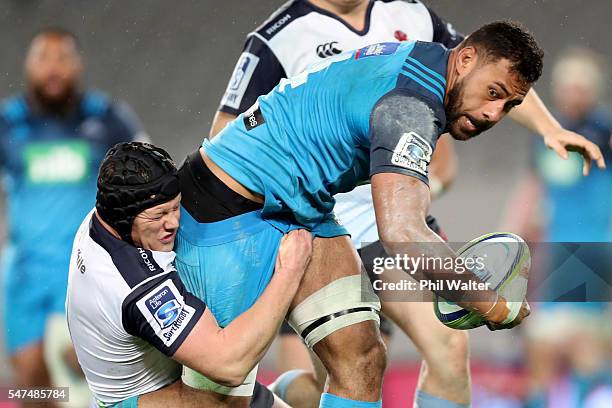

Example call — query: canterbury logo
[316,42,342,58]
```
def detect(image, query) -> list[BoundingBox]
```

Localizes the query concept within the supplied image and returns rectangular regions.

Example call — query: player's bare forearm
[371,173,507,322]
[209,110,237,139]
[509,89,605,173]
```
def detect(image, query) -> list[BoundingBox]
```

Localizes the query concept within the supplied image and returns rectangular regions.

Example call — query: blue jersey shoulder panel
[396,41,450,103]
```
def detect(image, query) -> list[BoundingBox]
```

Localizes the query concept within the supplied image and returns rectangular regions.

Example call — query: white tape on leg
[501,301,523,325]
[288,274,381,348]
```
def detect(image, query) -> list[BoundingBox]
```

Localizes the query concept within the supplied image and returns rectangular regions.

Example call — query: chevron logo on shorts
[316,41,342,58]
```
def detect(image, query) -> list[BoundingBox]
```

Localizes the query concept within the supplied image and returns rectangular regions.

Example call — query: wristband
[429,176,444,199]
[482,293,499,318]
[501,301,523,325]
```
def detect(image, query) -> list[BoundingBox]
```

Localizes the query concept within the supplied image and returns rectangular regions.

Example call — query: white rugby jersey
[66,211,206,405]
[218,0,463,248]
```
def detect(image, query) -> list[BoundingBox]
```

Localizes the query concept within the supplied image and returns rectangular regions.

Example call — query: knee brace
[289,274,381,348]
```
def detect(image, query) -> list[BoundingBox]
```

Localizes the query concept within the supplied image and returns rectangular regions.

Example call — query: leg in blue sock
[320,393,382,408]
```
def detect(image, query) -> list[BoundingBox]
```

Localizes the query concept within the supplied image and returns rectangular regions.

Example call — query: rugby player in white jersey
[66,142,312,408]
[209,2,606,407]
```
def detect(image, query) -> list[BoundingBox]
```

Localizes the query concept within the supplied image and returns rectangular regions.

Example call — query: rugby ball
[434,232,530,330]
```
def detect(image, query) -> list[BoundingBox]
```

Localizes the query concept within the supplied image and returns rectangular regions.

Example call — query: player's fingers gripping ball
[486,299,531,331]
[434,233,531,330]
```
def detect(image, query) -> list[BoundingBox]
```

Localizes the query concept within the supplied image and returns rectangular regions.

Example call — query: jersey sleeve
[104,100,149,146]
[369,89,446,185]
[426,6,464,48]
[218,34,287,115]
[121,270,207,356]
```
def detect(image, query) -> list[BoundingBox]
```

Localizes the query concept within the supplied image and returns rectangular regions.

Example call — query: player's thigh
[290,235,360,306]
[289,236,384,376]
[138,380,250,408]
[382,300,469,366]
[290,235,381,353]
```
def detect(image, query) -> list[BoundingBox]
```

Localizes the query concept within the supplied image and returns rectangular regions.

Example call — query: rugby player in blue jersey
[208,3,607,407]
[175,21,605,408]
[0,28,144,395]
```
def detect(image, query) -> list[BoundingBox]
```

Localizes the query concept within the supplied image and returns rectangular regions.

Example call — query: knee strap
[289,274,381,348]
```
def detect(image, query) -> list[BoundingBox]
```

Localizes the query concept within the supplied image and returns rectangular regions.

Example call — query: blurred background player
[502,47,612,408]
[0,28,145,406]
[209,1,605,407]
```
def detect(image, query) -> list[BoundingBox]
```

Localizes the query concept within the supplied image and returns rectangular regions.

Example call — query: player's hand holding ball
[434,233,531,331]
[484,299,531,331]
[481,254,531,330]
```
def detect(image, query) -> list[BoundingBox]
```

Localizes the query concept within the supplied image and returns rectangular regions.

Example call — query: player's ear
[455,46,477,76]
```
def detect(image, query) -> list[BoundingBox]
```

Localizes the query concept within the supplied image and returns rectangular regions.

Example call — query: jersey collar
[304,0,375,36]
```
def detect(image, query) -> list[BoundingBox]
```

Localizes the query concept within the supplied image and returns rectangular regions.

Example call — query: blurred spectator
[501,47,612,408]
[0,28,146,405]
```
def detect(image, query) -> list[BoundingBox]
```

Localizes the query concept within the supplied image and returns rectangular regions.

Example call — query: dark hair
[459,20,544,84]
[31,27,80,50]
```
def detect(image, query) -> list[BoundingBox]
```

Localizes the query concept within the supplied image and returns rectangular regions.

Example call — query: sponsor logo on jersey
[355,42,400,59]
[145,285,182,328]
[394,30,408,42]
[316,41,342,58]
[221,52,260,110]
[138,248,157,272]
[229,55,253,91]
[137,279,196,347]
[155,298,182,328]
[76,249,86,274]
[243,104,266,131]
[391,132,432,176]
[265,13,292,36]
[23,140,90,184]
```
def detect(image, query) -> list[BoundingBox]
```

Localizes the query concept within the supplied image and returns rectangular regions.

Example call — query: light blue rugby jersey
[0,92,142,273]
[204,41,450,229]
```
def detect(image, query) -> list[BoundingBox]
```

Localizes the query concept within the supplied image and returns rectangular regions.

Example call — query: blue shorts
[1,244,68,354]
[174,208,348,327]
[99,395,138,408]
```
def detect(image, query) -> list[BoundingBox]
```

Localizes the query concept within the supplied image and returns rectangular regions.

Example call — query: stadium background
[0,0,610,406]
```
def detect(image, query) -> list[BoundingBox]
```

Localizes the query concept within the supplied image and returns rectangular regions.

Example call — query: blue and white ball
[434,232,531,330]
